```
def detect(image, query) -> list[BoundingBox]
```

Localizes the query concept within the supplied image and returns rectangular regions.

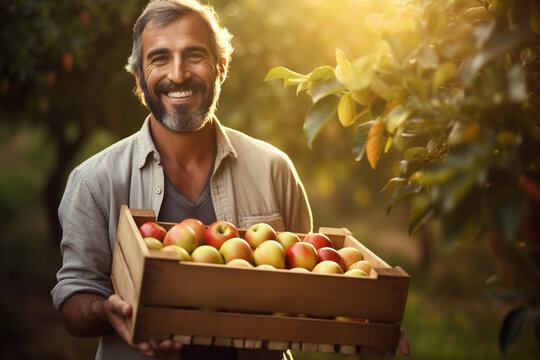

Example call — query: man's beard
[139,74,220,133]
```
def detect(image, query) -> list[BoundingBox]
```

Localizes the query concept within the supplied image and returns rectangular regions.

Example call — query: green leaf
[350,53,377,91]
[264,66,307,87]
[441,173,476,213]
[409,194,434,235]
[417,45,439,70]
[309,77,344,103]
[387,183,420,216]
[303,95,339,149]
[352,120,375,161]
[404,147,428,163]
[441,209,477,247]
[308,66,335,81]
[499,306,528,354]
[490,189,528,243]
[432,61,457,93]
[381,177,407,193]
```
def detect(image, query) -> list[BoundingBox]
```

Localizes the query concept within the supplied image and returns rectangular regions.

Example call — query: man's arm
[60,293,182,357]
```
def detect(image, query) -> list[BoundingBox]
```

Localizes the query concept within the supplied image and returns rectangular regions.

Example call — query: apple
[289,267,310,273]
[244,223,276,248]
[253,240,285,269]
[285,242,318,271]
[256,264,276,270]
[190,245,224,264]
[337,247,364,269]
[344,268,368,277]
[349,260,374,275]
[138,221,167,242]
[161,245,192,261]
[180,218,206,245]
[219,237,253,264]
[317,247,346,272]
[225,258,253,268]
[276,231,301,251]
[302,233,334,250]
[144,237,164,250]
[163,223,199,253]
[204,221,239,250]
[312,260,344,274]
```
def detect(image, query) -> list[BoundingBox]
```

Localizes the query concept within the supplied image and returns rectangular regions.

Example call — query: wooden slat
[213,337,232,347]
[192,336,213,346]
[172,334,192,345]
[267,340,289,351]
[132,307,401,347]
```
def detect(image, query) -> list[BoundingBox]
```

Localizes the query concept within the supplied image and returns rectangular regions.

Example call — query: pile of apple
[138,219,374,277]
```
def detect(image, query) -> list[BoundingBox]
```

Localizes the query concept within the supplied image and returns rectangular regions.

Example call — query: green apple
[163,223,199,253]
[219,237,253,264]
[337,247,364,270]
[276,231,301,251]
[144,237,164,250]
[344,268,368,277]
[191,245,224,264]
[225,258,253,268]
[253,240,285,269]
[312,260,344,274]
[256,264,276,270]
[160,245,191,261]
[245,223,276,248]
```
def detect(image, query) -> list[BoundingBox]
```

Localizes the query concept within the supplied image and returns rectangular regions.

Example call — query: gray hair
[126,0,233,82]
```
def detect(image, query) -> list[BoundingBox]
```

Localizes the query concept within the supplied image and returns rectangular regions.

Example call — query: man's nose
[168,58,191,84]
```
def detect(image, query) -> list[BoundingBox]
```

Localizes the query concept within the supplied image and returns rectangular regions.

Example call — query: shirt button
[155,187,162,194]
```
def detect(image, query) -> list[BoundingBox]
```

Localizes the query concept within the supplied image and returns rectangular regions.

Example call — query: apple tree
[266,0,540,353]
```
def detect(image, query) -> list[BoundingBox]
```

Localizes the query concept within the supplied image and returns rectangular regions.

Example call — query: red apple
[256,264,276,270]
[344,268,368,277]
[160,245,192,261]
[219,237,253,264]
[317,247,346,272]
[337,247,364,269]
[276,231,301,251]
[144,237,164,250]
[285,242,318,271]
[204,221,239,250]
[190,245,224,264]
[244,223,276,248]
[253,240,285,269]
[226,258,253,268]
[163,223,199,253]
[349,260,373,275]
[180,218,206,245]
[138,221,166,242]
[312,260,344,274]
[302,233,334,250]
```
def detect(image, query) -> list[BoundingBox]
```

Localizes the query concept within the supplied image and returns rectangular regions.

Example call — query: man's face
[138,14,223,133]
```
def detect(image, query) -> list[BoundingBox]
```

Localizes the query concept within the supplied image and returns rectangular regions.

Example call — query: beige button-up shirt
[52,116,312,359]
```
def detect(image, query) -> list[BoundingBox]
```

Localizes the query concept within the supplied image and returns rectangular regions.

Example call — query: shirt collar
[135,115,238,169]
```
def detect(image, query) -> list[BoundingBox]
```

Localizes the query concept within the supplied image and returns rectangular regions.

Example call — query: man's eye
[188,53,204,60]
[151,56,166,63]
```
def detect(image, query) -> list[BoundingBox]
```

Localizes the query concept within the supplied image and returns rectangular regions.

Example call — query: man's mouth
[166,90,193,99]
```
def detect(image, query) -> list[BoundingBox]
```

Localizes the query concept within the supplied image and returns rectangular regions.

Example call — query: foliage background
[0,0,538,359]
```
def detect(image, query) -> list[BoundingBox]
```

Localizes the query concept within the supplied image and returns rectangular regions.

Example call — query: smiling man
[51,1,312,359]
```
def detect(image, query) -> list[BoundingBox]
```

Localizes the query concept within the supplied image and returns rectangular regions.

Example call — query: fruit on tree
[139,221,167,242]
[276,231,301,251]
[253,240,285,269]
[219,237,254,264]
[337,247,364,269]
[190,245,224,264]
[312,260,344,274]
[144,237,164,250]
[244,223,276,248]
[204,221,239,250]
[317,247,346,272]
[285,242,318,270]
[163,223,199,253]
[161,245,192,261]
[302,233,334,250]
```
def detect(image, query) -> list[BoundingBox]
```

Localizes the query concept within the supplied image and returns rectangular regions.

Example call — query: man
[51,0,312,358]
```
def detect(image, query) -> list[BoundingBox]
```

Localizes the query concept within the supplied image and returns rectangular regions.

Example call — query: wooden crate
[111,205,410,356]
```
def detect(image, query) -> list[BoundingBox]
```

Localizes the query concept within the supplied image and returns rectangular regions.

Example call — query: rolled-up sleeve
[51,168,114,310]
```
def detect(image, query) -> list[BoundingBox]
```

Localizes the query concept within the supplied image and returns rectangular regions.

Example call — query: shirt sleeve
[51,168,114,310]
[281,156,313,234]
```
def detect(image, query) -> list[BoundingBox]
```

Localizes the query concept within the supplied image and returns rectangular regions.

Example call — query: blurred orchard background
[1,0,539,359]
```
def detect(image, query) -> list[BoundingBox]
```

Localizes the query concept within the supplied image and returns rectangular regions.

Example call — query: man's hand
[105,294,182,357]
[398,329,410,356]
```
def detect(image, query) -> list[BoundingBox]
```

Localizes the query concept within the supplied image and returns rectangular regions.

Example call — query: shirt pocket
[238,213,286,232]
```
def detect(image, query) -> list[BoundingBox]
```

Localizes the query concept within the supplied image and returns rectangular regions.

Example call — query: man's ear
[218,57,227,83]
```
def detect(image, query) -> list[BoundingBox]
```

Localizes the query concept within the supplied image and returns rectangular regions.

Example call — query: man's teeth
[167,90,193,98]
